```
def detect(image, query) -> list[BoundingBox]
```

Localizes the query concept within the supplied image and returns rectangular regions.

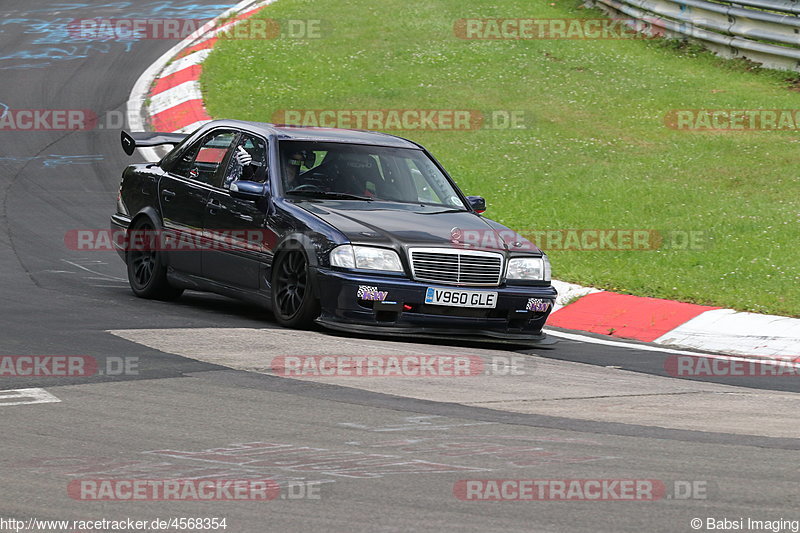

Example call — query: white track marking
[61,260,126,282]
[339,417,495,433]
[545,328,800,365]
[654,309,800,358]
[0,388,61,407]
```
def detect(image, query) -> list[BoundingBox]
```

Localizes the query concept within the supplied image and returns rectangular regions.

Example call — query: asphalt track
[0,2,798,532]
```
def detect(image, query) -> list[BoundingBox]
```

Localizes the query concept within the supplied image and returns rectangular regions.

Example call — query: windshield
[278,141,467,209]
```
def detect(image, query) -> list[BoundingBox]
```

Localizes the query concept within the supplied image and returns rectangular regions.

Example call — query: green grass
[202,0,800,316]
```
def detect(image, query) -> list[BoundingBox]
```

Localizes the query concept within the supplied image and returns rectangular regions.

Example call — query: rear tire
[126,218,183,301]
[271,250,320,329]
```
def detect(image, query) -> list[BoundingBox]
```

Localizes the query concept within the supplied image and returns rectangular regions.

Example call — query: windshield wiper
[287,190,373,201]
[421,208,467,214]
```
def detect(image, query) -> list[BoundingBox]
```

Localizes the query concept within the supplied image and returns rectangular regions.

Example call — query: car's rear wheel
[126,218,183,301]
[271,250,320,329]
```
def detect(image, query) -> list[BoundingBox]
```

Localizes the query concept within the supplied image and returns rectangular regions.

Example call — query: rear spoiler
[121,130,187,156]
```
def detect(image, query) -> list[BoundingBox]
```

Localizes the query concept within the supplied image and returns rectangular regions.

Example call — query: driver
[284,150,315,191]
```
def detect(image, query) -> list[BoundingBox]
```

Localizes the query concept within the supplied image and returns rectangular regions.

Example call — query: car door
[202,133,275,289]
[158,129,237,276]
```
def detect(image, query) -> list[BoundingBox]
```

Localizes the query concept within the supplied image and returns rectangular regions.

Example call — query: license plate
[424,287,498,308]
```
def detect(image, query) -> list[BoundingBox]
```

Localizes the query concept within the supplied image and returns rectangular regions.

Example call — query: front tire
[271,250,320,329]
[126,218,183,301]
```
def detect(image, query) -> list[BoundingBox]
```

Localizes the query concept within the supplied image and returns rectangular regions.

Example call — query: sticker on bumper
[526,298,551,312]
[357,285,388,301]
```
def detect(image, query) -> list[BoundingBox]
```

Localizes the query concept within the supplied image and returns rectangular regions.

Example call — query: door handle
[207,198,227,215]
[161,189,176,201]
[235,213,254,222]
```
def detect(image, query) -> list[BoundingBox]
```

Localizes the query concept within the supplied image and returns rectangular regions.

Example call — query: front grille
[409,248,504,286]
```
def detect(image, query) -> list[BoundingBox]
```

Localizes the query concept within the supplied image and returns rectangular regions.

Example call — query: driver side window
[169,130,237,186]
[222,134,268,189]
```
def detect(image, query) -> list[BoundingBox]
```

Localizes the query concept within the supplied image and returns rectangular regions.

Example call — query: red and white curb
[126,1,799,361]
[549,280,800,359]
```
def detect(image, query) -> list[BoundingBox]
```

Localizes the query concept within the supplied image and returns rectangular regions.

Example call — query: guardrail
[588,0,800,72]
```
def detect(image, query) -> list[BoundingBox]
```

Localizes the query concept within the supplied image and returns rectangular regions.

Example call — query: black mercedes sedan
[111,120,556,343]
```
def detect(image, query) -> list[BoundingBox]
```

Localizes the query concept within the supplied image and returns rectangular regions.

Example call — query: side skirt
[167,269,273,310]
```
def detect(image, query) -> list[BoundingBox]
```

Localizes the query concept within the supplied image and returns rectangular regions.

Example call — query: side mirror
[230,180,267,201]
[467,195,486,214]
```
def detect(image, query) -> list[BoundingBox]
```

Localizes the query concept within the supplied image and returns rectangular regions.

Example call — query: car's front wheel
[271,249,320,329]
[126,218,183,301]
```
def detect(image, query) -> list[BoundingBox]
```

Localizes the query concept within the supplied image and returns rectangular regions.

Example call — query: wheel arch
[126,207,165,262]
[271,232,325,299]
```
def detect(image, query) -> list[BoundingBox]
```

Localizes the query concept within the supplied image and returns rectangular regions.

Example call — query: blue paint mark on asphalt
[0,44,115,70]
[42,154,106,167]
[0,1,235,68]
[21,2,233,17]
[0,44,113,61]
[0,155,106,167]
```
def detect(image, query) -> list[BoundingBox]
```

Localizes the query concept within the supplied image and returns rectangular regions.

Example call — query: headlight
[506,255,551,281]
[329,245,403,272]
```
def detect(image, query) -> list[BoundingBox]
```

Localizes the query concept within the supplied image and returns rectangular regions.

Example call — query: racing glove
[235,146,253,167]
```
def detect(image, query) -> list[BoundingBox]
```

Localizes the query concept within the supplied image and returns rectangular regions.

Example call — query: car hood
[296,200,542,254]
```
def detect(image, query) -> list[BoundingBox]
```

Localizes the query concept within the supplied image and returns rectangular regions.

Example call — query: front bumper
[314,268,557,343]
